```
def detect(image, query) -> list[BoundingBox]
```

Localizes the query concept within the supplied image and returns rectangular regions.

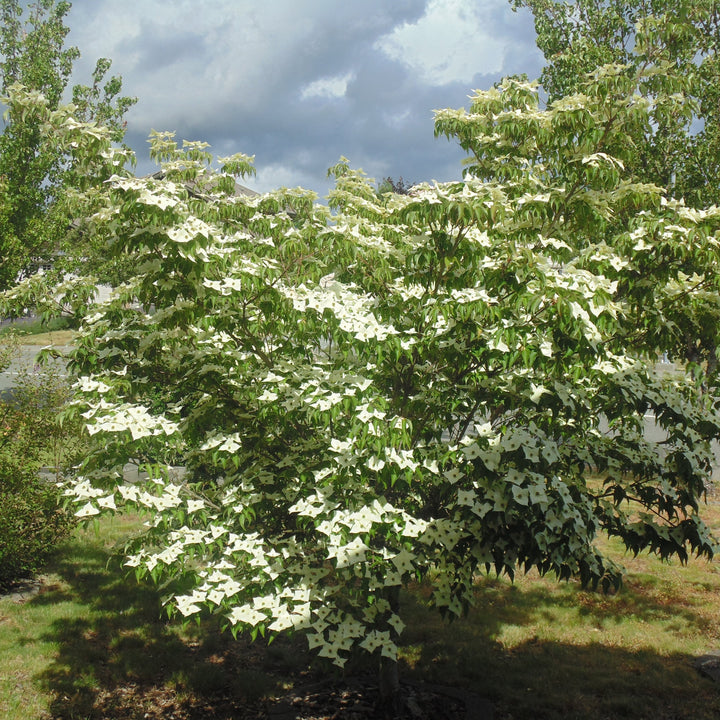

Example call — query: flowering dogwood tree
[29,49,720,709]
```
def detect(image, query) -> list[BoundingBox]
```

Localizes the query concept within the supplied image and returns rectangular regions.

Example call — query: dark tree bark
[376,585,403,717]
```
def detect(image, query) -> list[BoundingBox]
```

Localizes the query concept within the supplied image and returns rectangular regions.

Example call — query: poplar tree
[510,0,720,207]
[511,0,720,373]
[0,0,135,290]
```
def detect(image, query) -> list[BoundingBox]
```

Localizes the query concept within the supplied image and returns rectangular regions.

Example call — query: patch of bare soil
[38,613,486,720]
[91,682,262,720]
[0,575,46,601]
[89,675,477,720]
[268,676,477,720]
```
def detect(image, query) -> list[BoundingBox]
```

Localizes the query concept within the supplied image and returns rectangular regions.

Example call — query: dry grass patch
[0,317,76,347]
[17,329,76,346]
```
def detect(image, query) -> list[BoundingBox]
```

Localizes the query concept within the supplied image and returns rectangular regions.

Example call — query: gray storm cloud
[64,0,541,196]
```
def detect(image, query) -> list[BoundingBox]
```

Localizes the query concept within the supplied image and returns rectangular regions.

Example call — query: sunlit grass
[2,505,720,718]
[16,329,76,346]
[0,317,76,346]
[0,516,294,719]
[398,500,720,719]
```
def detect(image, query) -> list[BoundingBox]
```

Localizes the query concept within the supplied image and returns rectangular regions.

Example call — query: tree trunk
[378,653,402,717]
[376,585,403,717]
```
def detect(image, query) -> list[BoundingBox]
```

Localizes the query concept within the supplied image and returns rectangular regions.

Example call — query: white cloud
[301,72,354,101]
[375,0,506,85]
[383,108,412,129]
[254,162,321,194]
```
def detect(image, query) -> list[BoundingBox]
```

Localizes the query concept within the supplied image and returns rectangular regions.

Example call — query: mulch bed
[89,675,488,720]
[268,676,489,720]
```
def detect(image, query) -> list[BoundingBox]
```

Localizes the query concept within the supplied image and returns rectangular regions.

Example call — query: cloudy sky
[63,0,543,198]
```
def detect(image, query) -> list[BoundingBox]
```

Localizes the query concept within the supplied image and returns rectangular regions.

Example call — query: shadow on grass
[397,576,720,720]
[481,571,717,632]
[402,634,720,720]
[26,539,307,720]
[23,532,720,720]
[403,568,718,645]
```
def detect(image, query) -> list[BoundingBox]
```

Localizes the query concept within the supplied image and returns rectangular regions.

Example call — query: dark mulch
[268,675,489,720]
[89,674,488,720]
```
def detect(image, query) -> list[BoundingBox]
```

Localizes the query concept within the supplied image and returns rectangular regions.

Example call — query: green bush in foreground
[0,338,80,589]
[0,473,73,588]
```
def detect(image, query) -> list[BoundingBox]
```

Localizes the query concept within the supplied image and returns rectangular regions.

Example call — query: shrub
[0,337,83,589]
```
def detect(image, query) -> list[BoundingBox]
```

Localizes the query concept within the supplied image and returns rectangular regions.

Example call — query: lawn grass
[17,329,76,346]
[399,501,720,719]
[2,505,720,719]
[0,516,300,720]
[0,317,75,346]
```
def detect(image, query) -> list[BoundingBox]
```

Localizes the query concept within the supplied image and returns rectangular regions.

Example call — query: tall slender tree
[0,0,135,290]
[511,0,720,374]
[511,0,720,207]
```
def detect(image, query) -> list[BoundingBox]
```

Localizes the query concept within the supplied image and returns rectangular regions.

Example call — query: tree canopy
[38,33,718,673]
[511,0,720,208]
[511,0,720,372]
[1,2,718,710]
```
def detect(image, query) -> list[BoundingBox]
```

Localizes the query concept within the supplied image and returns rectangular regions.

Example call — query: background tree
[0,0,136,291]
[510,0,720,207]
[511,0,720,376]
[0,331,83,588]
[376,175,414,197]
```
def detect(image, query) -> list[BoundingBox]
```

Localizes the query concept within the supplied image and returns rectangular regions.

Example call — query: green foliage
[510,0,720,207]
[71,57,137,144]
[40,57,719,678]
[0,329,17,372]
[3,5,716,681]
[377,176,414,197]
[510,0,720,371]
[0,85,133,317]
[0,1,78,105]
[0,0,136,290]
[0,337,83,589]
